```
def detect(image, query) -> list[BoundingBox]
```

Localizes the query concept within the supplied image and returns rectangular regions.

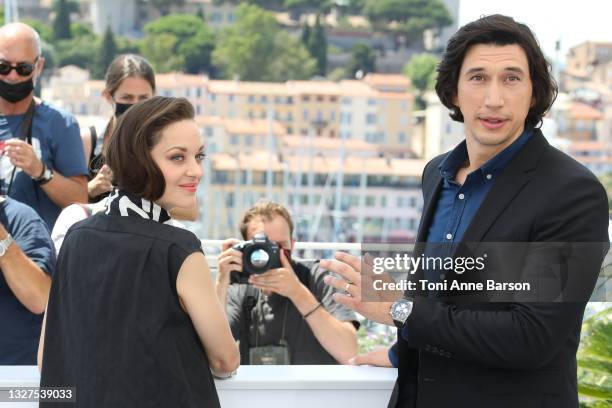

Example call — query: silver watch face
[391,299,413,322]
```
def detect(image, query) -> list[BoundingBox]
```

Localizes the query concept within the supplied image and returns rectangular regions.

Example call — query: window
[230,134,239,145]
[365,196,376,207]
[260,95,268,103]
[248,95,255,103]
[381,196,387,207]
[368,98,376,106]
[366,113,377,124]
[317,95,324,102]
[225,192,234,207]
[196,105,202,115]
[196,88,202,98]
[209,94,216,102]
[287,96,294,104]
[228,94,234,102]
[302,95,310,102]
[303,110,309,120]
[398,132,406,143]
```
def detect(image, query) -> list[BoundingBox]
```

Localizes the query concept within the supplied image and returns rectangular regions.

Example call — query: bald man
[0,23,88,229]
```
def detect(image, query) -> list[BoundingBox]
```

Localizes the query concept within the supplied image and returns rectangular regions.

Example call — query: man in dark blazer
[322,14,609,408]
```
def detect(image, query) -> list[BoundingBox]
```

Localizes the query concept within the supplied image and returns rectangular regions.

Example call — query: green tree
[363,0,452,48]
[346,43,376,78]
[403,53,438,108]
[52,0,72,40]
[70,22,95,38]
[196,6,205,20]
[284,0,333,17]
[309,14,327,75]
[271,31,317,80]
[94,26,118,79]
[151,0,186,16]
[141,14,215,74]
[577,307,612,406]
[140,34,184,73]
[300,22,311,46]
[54,36,97,70]
[213,4,315,81]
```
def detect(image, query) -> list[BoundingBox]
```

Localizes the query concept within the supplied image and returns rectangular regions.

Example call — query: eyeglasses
[0,56,39,77]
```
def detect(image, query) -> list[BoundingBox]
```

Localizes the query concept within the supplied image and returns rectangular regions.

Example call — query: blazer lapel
[415,166,443,243]
[460,130,548,243]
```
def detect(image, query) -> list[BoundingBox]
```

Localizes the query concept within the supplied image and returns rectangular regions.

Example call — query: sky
[458,0,611,62]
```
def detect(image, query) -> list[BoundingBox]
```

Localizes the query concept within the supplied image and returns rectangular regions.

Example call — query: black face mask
[114,102,134,117]
[0,78,34,103]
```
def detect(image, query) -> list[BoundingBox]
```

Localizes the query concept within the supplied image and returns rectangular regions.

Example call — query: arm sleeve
[8,205,56,276]
[388,341,399,368]
[50,111,88,177]
[51,204,88,256]
[399,175,609,370]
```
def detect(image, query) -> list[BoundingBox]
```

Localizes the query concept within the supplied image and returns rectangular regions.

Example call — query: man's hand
[4,139,43,178]
[249,250,303,300]
[348,346,393,367]
[322,252,401,327]
[217,238,242,285]
[87,164,113,198]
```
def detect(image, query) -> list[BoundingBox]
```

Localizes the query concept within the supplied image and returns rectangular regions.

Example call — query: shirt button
[486,174,492,180]
[446,233,453,240]
[458,193,465,200]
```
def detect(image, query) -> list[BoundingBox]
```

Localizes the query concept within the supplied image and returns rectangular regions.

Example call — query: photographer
[215,201,358,365]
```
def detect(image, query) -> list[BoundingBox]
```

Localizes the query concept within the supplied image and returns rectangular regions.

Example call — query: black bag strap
[240,285,259,364]
[6,100,36,196]
[88,126,97,163]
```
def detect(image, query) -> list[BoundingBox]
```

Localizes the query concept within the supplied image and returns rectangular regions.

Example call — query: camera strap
[239,285,259,363]
[6,100,35,196]
[254,293,289,348]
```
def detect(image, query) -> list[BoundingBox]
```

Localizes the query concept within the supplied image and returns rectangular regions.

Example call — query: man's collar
[438,126,534,180]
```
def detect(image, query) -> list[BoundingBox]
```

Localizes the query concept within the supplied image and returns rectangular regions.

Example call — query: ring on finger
[344,281,352,293]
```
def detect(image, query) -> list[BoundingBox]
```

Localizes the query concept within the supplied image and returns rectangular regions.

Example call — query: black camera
[230,233,281,284]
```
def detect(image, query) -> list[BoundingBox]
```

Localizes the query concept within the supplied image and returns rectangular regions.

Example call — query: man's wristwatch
[0,234,14,257]
[390,297,413,329]
[33,163,54,185]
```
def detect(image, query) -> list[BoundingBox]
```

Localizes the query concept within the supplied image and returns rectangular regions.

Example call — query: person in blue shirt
[0,22,88,229]
[0,194,55,365]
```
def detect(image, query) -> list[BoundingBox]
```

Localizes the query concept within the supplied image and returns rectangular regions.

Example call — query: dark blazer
[389,129,609,408]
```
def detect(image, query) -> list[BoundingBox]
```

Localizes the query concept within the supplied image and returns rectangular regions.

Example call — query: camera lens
[249,249,270,269]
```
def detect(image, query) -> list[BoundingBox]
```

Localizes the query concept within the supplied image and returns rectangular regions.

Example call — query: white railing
[0,365,397,407]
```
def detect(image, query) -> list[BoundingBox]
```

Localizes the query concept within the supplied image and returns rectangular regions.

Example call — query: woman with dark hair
[82,54,155,202]
[38,96,239,407]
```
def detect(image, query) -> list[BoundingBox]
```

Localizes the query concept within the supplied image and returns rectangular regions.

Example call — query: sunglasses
[0,56,39,77]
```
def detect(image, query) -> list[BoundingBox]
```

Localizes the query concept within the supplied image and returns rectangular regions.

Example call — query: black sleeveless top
[40,212,220,407]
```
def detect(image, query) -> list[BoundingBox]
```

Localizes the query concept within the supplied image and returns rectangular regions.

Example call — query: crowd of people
[0,13,608,408]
